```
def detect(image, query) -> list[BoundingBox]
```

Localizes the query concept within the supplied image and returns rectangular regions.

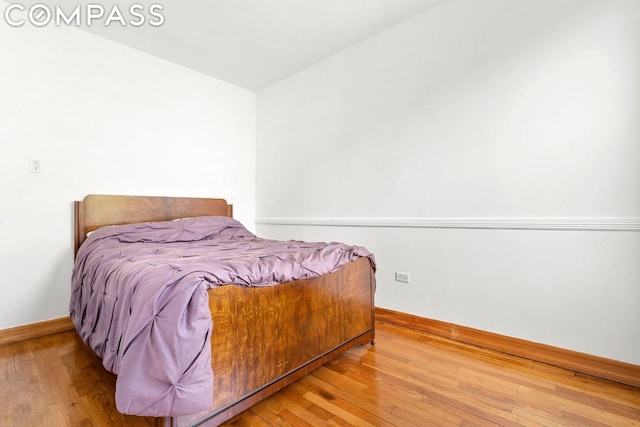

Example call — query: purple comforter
[70,216,374,417]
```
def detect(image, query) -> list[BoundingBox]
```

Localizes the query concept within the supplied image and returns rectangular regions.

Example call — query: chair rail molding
[255,217,640,232]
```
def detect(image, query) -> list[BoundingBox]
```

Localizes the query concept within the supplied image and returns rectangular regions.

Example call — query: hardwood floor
[1,321,638,426]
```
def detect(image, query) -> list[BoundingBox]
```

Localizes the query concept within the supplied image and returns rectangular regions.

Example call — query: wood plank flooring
[1,321,638,426]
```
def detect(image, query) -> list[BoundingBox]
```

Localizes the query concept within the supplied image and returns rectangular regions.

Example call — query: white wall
[0,15,256,329]
[256,0,640,364]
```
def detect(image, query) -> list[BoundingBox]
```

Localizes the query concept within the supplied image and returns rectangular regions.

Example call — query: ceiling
[57,0,446,90]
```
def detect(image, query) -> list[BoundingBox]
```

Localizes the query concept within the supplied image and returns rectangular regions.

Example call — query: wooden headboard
[74,194,233,255]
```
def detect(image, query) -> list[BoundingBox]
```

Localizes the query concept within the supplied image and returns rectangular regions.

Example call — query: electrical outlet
[29,157,42,173]
[395,271,410,283]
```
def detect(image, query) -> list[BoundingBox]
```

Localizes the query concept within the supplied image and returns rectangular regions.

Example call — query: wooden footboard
[162,256,376,427]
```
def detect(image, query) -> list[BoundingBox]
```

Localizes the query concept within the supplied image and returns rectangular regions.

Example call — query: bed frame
[73,194,376,427]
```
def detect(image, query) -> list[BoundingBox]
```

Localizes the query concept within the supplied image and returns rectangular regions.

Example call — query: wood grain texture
[376,306,640,389]
[74,194,233,254]
[0,317,74,346]
[174,257,375,427]
[3,322,639,426]
[73,194,376,426]
[0,330,154,426]
[226,322,640,427]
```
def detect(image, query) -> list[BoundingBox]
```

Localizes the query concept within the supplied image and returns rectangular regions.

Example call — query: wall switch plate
[29,157,42,173]
[395,271,410,283]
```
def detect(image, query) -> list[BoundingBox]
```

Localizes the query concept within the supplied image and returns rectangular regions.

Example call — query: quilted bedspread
[70,216,374,417]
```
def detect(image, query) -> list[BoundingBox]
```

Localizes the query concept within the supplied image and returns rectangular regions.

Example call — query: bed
[71,194,376,427]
